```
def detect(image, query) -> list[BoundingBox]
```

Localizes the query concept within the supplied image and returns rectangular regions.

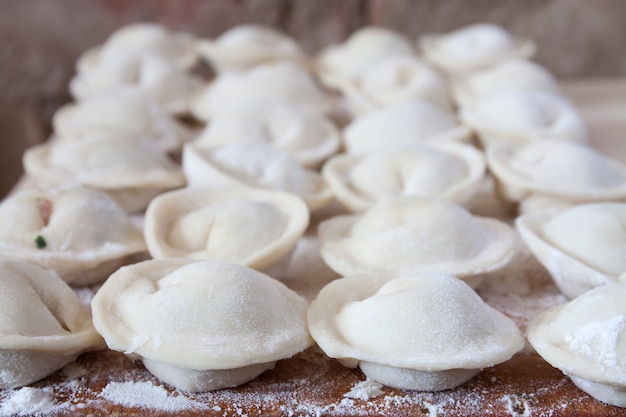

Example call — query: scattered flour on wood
[0,387,57,416]
[343,379,383,400]
[100,380,210,412]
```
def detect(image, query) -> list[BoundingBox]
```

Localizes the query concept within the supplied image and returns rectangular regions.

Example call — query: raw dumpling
[197,24,308,73]
[516,203,626,299]
[527,283,626,407]
[308,273,524,390]
[451,59,560,108]
[336,55,452,117]
[91,259,312,392]
[487,140,626,210]
[193,105,341,168]
[460,90,588,148]
[420,23,535,75]
[0,259,104,388]
[190,62,333,122]
[182,141,333,211]
[23,131,185,212]
[342,99,471,154]
[144,187,309,270]
[315,26,415,89]
[76,23,198,72]
[322,142,485,212]
[318,196,515,280]
[70,51,202,115]
[0,187,147,285]
[52,90,192,153]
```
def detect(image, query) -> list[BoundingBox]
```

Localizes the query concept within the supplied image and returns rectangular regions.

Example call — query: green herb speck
[35,235,47,249]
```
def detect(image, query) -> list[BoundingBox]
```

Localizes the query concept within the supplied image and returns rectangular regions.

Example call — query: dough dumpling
[52,90,192,152]
[516,203,626,298]
[23,131,185,212]
[190,62,333,122]
[460,90,587,148]
[342,99,471,154]
[420,23,535,75]
[197,24,307,73]
[322,142,485,212]
[488,140,626,209]
[527,283,626,407]
[308,273,524,390]
[315,27,415,88]
[91,259,312,392]
[193,105,341,168]
[0,259,104,388]
[336,55,452,117]
[182,141,333,211]
[144,187,309,270]
[318,196,515,279]
[451,59,560,108]
[0,187,147,285]
[71,51,202,115]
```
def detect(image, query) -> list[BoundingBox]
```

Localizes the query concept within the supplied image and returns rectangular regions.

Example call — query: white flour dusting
[0,387,56,416]
[101,380,209,412]
[344,379,384,400]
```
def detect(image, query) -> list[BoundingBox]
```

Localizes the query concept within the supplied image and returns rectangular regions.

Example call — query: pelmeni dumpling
[23,131,185,212]
[91,259,312,392]
[322,142,485,212]
[144,187,309,270]
[318,196,515,281]
[451,59,560,108]
[420,23,535,75]
[516,203,626,299]
[183,141,333,211]
[190,62,333,122]
[308,273,524,391]
[76,23,198,72]
[337,55,452,117]
[487,140,626,210]
[527,283,626,407]
[197,24,308,73]
[315,26,415,88]
[460,90,588,148]
[0,187,147,285]
[0,260,105,388]
[70,51,203,115]
[193,105,341,168]
[52,90,192,153]
[342,99,471,154]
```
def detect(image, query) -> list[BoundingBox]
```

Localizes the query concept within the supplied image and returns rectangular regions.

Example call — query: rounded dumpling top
[190,62,333,121]
[318,196,515,278]
[197,24,307,73]
[193,105,340,168]
[527,283,626,387]
[143,187,309,270]
[91,259,312,370]
[420,23,535,74]
[516,202,626,299]
[488,140,626,203]
[316,27,415,87]
[52,89,191,153]
[342,99,470,154]
[308,273,524,369]
[0,260,102,348]
[451,59,560,108]
[541,204,626,277]
[322,142,485,212]
[460,90,588,147]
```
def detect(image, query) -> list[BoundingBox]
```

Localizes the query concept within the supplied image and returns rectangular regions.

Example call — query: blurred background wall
[1,0,625,196]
